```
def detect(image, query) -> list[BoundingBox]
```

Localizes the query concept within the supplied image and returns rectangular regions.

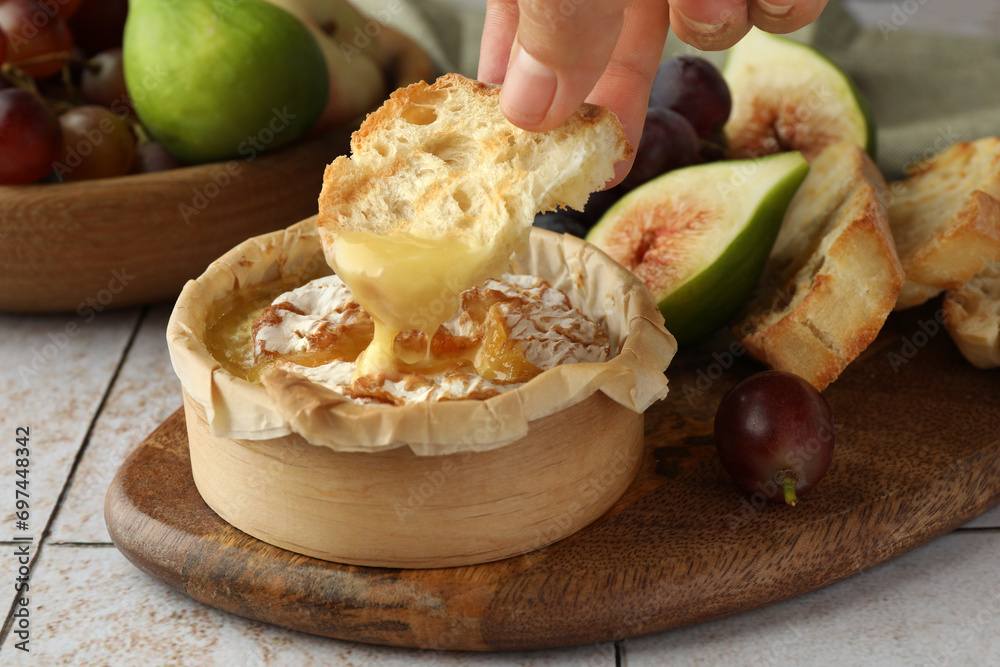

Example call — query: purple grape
[533,212,589,238]
[714,371,835,506]
[0,88,62,185]
[620,108,699,191]
[649,55,732,140]
[578,187,625,226]
[131,141,185,173]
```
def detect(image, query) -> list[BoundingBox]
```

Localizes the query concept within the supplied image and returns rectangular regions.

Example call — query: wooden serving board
[105,303,1000,652]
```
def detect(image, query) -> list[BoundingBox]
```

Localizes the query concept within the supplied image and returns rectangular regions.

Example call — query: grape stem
[782,482,798,506]
[131,120,153,146]
[698,136,725,152]
[0,63,40,96]
[5,51,72,71]
[774,469,799,507]
[62,61,79,101]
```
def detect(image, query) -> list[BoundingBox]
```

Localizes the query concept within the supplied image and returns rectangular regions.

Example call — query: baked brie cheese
[169,73,677,455]
[163,74,677,567]
[213,272,613,405]
[247,274,611,405]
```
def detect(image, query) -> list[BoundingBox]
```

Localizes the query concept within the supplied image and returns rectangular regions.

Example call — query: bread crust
[733,143,904,390]
[888,137,1000,310]
[943,261,1000,368]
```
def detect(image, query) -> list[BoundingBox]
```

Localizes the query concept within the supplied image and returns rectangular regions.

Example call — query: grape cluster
[0,0,181,185]
[533,55,732,238]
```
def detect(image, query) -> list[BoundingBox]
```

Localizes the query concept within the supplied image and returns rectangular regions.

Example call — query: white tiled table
[3,302,1000,666]
[2,2,999,665]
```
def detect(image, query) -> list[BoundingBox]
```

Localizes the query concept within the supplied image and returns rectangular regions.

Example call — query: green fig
[587,152,809,345]
[124,0,329,164]
[722,28,876,162]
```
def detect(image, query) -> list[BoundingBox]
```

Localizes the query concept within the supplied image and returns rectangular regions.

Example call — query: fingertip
[498,46,559,129]
[749,0,828,34]
[609,151,637,189]
[668,0,750,50]
[670,11,751,50]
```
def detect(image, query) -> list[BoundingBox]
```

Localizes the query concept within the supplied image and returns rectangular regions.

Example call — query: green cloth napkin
[355,0,1000,179]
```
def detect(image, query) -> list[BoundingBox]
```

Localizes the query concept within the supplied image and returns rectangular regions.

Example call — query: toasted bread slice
[887,137,1000,310]
[316,73,630,278]
[733,143,904,390]
[943,261,1000,368]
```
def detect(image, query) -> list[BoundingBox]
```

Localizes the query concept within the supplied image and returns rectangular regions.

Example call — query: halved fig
[587,151,809,345]
[722,28,875,162]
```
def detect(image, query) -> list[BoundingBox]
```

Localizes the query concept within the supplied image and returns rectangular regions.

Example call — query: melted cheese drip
[326,230,499,378]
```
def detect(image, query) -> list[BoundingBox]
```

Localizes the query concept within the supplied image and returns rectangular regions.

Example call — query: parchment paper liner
[167,217,676,456]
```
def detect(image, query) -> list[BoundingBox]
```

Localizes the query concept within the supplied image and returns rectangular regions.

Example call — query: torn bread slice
[887,137,1000,310]
[316,73,630,282]
[943,261,1000,368]
[733,142,904,391]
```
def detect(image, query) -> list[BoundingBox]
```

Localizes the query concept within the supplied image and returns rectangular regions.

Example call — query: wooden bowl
[0,133,349,313]
[0,27,435,314]
[165,219,676,569]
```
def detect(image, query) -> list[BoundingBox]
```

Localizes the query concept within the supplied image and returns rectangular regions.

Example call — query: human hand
[477,0,828,183]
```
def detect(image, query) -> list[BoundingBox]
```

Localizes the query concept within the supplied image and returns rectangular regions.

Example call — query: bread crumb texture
[316,73,630,263]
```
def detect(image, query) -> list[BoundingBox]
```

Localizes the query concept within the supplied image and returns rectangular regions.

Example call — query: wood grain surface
[105,302,1000,652]
[0,129,350,313]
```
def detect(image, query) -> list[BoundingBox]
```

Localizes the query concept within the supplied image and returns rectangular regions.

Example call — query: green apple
[124,0,386,164]
[587,152,810,345]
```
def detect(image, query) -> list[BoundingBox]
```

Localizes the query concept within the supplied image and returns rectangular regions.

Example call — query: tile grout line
[953,526,1000,533]
[0,306,148,651]
[40,306,151,542]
